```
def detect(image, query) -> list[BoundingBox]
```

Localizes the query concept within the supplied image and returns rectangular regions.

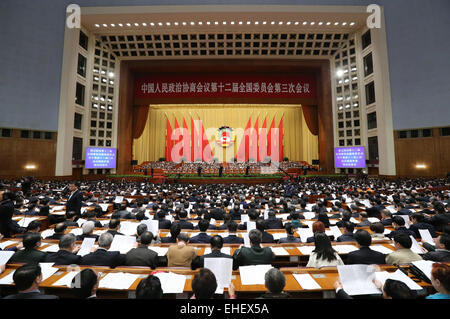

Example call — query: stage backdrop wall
[133,104,318,164]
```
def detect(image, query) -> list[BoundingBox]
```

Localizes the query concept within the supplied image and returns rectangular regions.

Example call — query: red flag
[237,116,252,162]
[259,117,267,162]
[199,117,213,161]
[165,117,173,161]
[278,116,283,162]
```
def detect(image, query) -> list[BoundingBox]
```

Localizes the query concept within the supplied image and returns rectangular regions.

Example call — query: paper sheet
[77,238,96,257]
[297,246,315,255]
[293,273,321,290]
[69,228,83,236]
[272,247,289,256]
[242,233,250,248]
[399,215,411,228]
[349,217,360,224]
[99,272,141,290]
[0,241,19,250]
[367,217,380,223]
[409,236,424,254]
[375,269,422,290]
[246,221,256,232]
[41,229,55,239]
[154,272,186,294]
[76,218,87,227]
[41,244,59,253]
[332,244,359,254]
[239,264,273,285]
[411,260,434,281]
[297,228,313,243]
[99,204,110,211]
[0,270,15,284]
[418,229,434,245]
[240,214,249,223]
[0,251,15,266]
[53,271,80,287]
[271,233,287,240]
[119,221,139,236]
[370,245,394,254]
[141,220,159,236]
[330,226,342,239]
[148,246,168,256]
[18,217,40,228]
[114,196,124,204]
[109,235,136,254]
[203,247,231,256]
[337,265,381,296]
[303,212,316,220]
[40,265,59,281]
[204,257,233,289]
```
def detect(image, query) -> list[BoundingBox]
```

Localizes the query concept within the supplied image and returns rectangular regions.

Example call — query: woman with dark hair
[306,232,344,268]
[317,212,330,228]
[306,221,326,243]
[71,269,99,299]
[136,275,163,299]
[278,223,301,243]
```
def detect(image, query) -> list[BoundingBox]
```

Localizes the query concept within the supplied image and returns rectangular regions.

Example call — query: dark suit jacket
[107,229,124,237]
[423,249,450,262]
[261,231,275,243]
[64,220,79,227]
[80,248,125,268]
[177,220,194,230]
[265,218,284,230]
[160,236,177,244]
[125,245,158,268]
[66,190,83,215]
[9,248,47,264]
[3,291,59,299]
[189,232,211,244]
[337,232,356,242]
[0,200,15,237]
[381,218,393,226]
[210,208,225,220]
[76,234,99,242]
[346,247,386,265]
[387,227,416,239]
[335,289,353,299]
[233,245,275,269]
[44,249,81,265]
[410,222,437,238]
[192,249,233,269]
[278,235,301,244]
[223,234,244,244]
[425,213,450,232]
[45,233,65,240]
[158,219,172,230]
[194,223,217,230]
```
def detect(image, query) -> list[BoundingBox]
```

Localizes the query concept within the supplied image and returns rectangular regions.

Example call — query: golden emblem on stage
[215,126,235,147]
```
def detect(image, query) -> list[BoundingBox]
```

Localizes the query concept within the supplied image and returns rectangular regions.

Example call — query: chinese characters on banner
[135,74,316,99]
[334,147,365,168]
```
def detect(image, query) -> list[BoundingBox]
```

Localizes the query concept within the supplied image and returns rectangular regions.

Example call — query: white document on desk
[297,228,313,243]
[330,226,342,239]
[375,270,422,290]
[242,233,250,248]
[114,196,124,204]
[99,204,110,211]
[297,246,315,255]
[337,265,381,296]
[142,220,159,236]
[0,251,15,266]
[204,257,233,289]
[40,265,59,281]
[246,221,256,232]
[0,241,19,250]
[240,214,249,223]
[399,215,411,228]
[293,273,321,290]
[370,245,394,254]
[149,246,168,256]
[0,270,15,284]
[368,217,380,223]
[203,247,231,256]
[99,272,141,290]
[411,260,434,281]
[349,217,360,224]
[303,212,316,220]
[272,247,289,256]
[120,221,139,236]
[76,218,87,227]
[19,217,40,228]
[109,235,136,254]
[53,271,80,287]
[333,245,359,254]
[271,233,286,240]
[41,244,59,253]
[154,272,186,294]
[77,238,96,257]
[409,236,424,254]
[418,229,434,245]
[69,228,83,236]
[41,229,55,239]
[239,264,273,285]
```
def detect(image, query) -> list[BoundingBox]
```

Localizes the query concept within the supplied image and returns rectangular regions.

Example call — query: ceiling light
[214,21,219,25]
[166,22,171,26]
[415,164,426,169]
[318,22,323,25]
[158,22,163,26]
[303,21,307,25]
[174,22,178,26]
[206,21,211,25]
[350,22,355,26]
[110,24,115,27]
[134,23,139,26]
[108,72,114,78]
[310,22,315,25]
[95,24,100,28]
[342,22,347,26]
[118,23,123,27]
[25,164,36,170]
[150,22,155,26]
[255,21,259,25]
[336,69,345,77]
[223,21,227,25]
[182,22,186,26]
[271,21,275,25]
[279,21,283,25]
[141,23,146,26]
[334,22,339,25]
[247,21,251,25]
[326,22,331,25]
[102,24,107,27]
[263,21,267,25]
[230,21,234,25]
[239,21,243,25]
[198,21,202,25]
[294,21,299,25]
[345,104,351,108]
[126,23,131,27]
[286,21,291,25]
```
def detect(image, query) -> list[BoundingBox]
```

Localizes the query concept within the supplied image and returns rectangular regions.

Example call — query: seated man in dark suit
[80,232,125,268]
[335,210,352,228]
[3,264,58,299]
[45,223,67,241]
[256,219,275,243]
[223,221,244,244]
[189,219,212,244]
[387,216,416,239]
[409,213,437,238]
[106,218,124,237]
[15,220,42,239]
[336,222,357,242]
[356,212,371,227]
[176,210,194,229]
[393,202,412,216]
[160,222,181,243]
[278,223,301,244]
[154,210,171,229]
[217,214,232,230]
[197,212,217,230]
[82,210,103,228]
[380,209,393,226]
[192,235,233,269]
[423,233,450,262]
[9,233,47,264]
[232,229,275,269]
[76,221,99,242]
[264,211,284,230]
[111,204,135,220]
[346,230,385,265]
[238,210,259,230]
[45,234,81,265]
[64,210,79,227]
[71,269,99,299]
[334,278,412,299]
[125,231,158,268]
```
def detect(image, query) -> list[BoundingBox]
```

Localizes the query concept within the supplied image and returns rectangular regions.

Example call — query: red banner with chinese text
[135,74,316,99]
